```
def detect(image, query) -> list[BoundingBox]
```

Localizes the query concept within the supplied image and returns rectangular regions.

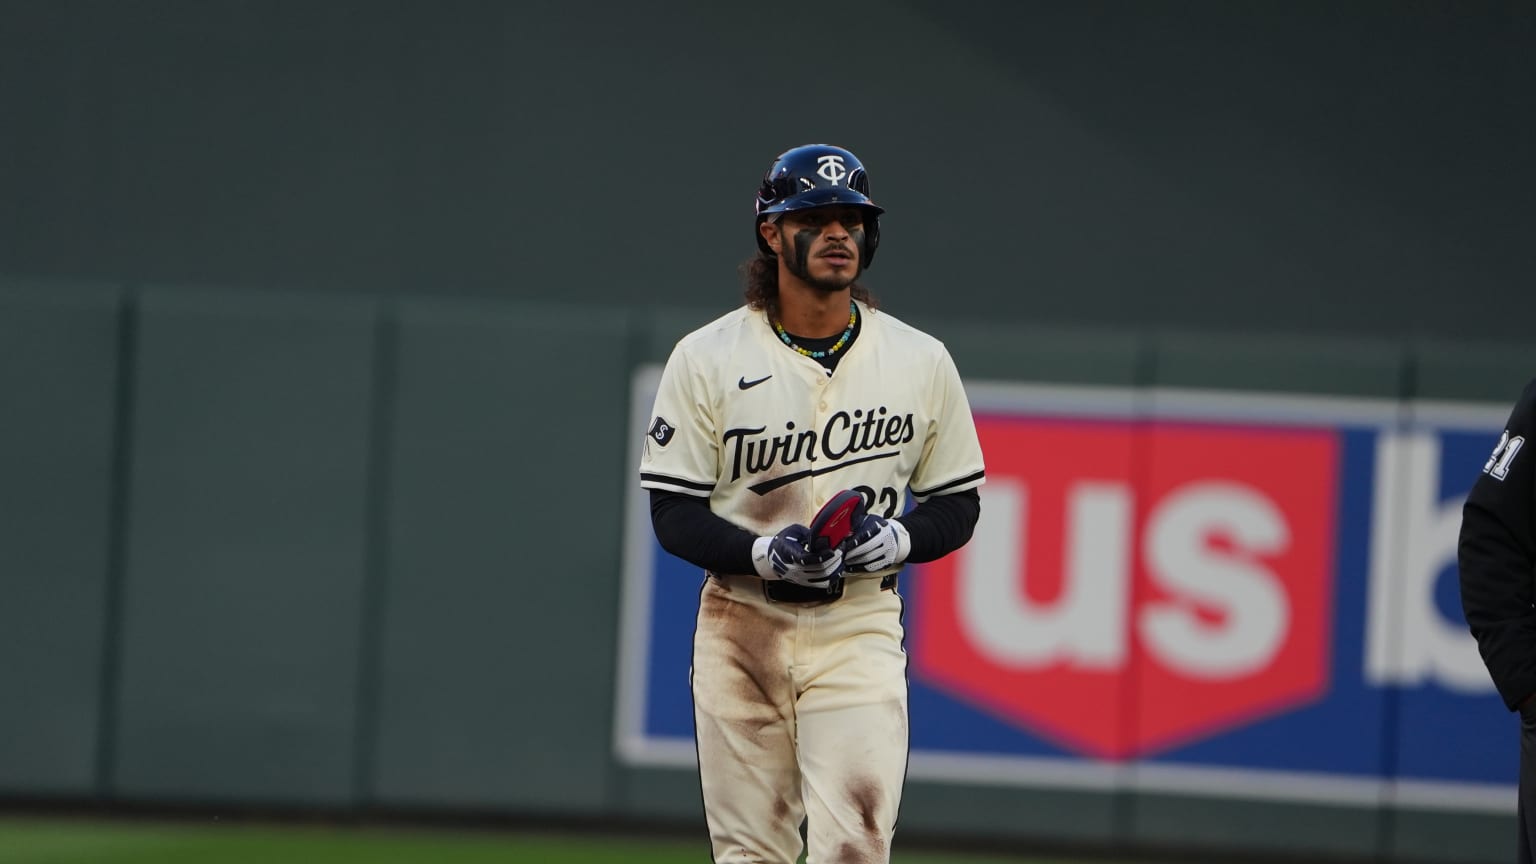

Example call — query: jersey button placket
[813,385,832,500]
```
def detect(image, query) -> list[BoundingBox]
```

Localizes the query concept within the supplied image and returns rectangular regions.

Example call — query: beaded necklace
[773,301,858,359]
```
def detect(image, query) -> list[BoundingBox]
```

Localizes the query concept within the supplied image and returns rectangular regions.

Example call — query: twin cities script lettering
[725,406,915,495]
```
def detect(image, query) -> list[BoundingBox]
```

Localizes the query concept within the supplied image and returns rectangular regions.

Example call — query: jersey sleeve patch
[647,416,677,447]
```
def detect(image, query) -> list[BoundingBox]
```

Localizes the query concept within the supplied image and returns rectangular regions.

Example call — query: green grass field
[0,818,1153,864]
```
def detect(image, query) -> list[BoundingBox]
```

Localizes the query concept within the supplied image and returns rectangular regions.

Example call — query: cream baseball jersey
[640,300,985,564]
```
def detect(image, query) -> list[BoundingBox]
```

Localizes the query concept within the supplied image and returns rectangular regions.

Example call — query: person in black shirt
[1460,378,1536,863]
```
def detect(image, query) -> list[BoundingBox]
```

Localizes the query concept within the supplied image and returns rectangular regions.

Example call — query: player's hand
[752,525,844,589]
[840,513,911,574]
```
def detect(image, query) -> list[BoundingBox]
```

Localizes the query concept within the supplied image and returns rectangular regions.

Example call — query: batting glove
[840,514,911,574]
[752,524,845,589]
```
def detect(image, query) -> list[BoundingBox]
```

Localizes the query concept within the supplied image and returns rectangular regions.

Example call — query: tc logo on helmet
[910,417,1335,759]
[816,154,848,185]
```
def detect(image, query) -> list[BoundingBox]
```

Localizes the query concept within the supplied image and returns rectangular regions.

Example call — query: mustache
[819,245,854,257]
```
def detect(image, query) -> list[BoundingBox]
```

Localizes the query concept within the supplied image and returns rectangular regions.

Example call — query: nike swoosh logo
[738,374,773,390]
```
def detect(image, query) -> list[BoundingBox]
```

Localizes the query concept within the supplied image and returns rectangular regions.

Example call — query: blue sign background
[628,418,1517,790]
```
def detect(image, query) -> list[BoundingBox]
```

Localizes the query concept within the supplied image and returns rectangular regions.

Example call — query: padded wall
[0,280,122,795]
[110,289,377,805]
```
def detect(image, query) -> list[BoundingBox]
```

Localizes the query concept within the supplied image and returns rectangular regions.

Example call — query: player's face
[775,206,866,292]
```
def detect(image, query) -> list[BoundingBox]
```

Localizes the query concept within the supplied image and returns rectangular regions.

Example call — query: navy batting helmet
[755,144,884,266]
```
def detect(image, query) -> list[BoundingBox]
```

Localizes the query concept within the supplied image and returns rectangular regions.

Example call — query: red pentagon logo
[910,416,1336,759]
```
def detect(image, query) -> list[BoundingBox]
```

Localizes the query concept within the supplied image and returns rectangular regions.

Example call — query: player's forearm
[895,488,980,564]
[649,489,759,575]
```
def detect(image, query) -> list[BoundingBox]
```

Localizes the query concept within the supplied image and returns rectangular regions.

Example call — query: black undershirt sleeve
[649,486,982,575]
[649,490,759,575]
[897,487,981,563]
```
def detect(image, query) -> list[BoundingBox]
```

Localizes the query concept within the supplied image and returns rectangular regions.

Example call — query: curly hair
[740,252,877,322]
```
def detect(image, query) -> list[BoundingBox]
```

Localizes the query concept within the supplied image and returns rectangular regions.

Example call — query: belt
[711,572,898,605]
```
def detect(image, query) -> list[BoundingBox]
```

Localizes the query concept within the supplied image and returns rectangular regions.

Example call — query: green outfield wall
[2,277,1533,863]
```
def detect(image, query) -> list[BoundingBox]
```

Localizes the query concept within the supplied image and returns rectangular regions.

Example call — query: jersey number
[1484,430,1526,480]
[853,485,901,518]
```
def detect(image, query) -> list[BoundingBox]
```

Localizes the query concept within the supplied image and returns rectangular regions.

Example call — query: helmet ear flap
[861,213,880,267]
[846,167,880,266]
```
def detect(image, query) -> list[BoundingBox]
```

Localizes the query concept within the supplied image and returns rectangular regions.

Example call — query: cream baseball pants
[691,572,909,864]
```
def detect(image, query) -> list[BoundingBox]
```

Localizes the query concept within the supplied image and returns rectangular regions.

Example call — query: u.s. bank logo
[816,154,847,185]
[617,368,1521,812]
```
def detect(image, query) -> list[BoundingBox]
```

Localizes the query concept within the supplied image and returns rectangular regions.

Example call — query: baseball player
[639,143,985,863]
[1460,378,1536,863]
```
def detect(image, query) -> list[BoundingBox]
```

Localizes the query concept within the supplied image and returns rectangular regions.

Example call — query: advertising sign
[614,371,1516,811]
